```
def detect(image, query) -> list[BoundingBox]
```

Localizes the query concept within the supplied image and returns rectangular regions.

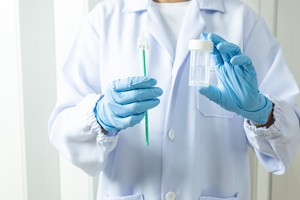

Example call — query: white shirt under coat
[48,0,300,199]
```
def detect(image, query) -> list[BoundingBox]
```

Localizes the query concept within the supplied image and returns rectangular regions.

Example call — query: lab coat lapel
[146,4,175,62]
[173,0,205,73]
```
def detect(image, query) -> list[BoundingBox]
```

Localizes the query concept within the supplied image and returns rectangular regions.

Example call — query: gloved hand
[95,76,163,133]
[198,33,273,124]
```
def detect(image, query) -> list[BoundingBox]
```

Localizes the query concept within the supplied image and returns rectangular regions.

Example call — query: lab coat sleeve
[243,17,300,175]
[244,96,299,175]
[48,14,118,176]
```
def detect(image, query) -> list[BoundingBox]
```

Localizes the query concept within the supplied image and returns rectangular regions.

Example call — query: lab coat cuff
[86,94,103,133]
[244,95,282,137]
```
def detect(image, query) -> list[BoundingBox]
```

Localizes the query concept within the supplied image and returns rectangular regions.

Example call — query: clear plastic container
[188,39,213,87]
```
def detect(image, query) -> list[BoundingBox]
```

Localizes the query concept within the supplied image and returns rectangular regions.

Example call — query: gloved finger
[231,55,256,75]
[217,42,242,58]
[207,32,227,45]
[112,76,157,92]
[111,112,145,130]
[211,48,224,65]
[200,32,208,40]
[112,98,161,117]
[112,87,163,104]
[207,32,226,65]
[198,85,223,105]
[216,42,231,63]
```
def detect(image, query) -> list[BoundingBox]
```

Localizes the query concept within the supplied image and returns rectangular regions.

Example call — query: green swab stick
[138,32,150,146]
[142,48,149,146]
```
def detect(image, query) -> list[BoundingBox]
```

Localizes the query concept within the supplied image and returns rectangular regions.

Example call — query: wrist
[95,113,118,136]
[253,103,275,128]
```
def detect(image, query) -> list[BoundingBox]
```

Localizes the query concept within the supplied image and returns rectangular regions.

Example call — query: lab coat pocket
[199,194,239,200]
[104,194,144,200]
[197,69,234,119]
[197,92,234,119]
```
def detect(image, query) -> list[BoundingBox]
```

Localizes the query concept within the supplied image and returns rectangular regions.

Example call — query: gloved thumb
[200,32,208,40]
[198,85,222,105]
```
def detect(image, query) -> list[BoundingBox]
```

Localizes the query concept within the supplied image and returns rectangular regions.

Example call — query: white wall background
[0,0,299,199]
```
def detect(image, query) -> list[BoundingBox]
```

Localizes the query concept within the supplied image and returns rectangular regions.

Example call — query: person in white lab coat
[49,0,300,199]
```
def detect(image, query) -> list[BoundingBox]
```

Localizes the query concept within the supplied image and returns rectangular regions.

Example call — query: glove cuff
[242,95,273,124]
[94,95,118,136]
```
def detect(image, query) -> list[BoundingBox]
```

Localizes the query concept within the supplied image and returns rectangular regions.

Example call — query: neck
[153,0,189,3]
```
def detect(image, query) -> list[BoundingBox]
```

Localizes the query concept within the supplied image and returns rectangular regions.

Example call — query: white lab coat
[49,0,300,199]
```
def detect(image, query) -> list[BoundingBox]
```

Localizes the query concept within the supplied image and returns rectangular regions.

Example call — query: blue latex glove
[95,76,163,133]
[198,33,273,124]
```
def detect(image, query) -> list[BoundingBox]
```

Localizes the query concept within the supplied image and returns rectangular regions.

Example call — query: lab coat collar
[123,0,150,13]
[123,0,224,13]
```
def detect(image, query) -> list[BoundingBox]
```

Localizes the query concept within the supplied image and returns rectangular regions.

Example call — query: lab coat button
[166,191,176,200]
[168,129,175,141]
